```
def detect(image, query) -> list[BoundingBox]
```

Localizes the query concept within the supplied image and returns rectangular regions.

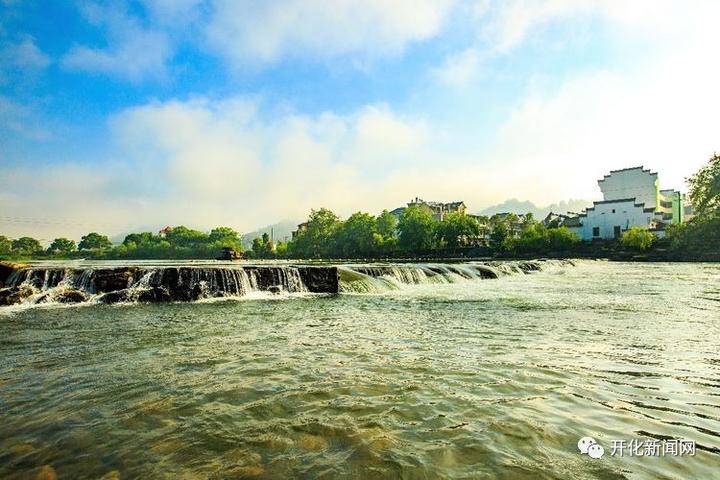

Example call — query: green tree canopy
[398,205,436,251]
[78,232,113,251]
[165,226,208,247]
[47,238,77,255]
[12,237,43,256]
[376,210,398,239]
[621,226,654,251]
[687,153,720,218]
[336,212,377,256]
[547,227,578,251]
[489,222,510,250]
[290,208,341,258]
[209,227,242,247]
[123,232,159,247]
[437,212,480,248]
[0,235,11,255]
[251,232,274,258]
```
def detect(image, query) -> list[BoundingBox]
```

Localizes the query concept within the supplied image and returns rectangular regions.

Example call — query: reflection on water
[1,261,719,479]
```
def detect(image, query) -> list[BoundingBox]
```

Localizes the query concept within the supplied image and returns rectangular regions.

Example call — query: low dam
[0,260,568,307]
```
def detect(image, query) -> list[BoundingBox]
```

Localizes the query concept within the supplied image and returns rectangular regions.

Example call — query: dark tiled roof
[598,166,657,183]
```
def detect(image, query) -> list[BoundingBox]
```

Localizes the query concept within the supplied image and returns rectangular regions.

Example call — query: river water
[1,260,718,479]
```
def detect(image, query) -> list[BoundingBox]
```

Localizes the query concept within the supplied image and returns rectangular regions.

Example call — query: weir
[0,264,338,306]
[0,260,572,307]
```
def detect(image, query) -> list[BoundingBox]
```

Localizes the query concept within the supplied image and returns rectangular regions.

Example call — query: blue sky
[1,0,719,240]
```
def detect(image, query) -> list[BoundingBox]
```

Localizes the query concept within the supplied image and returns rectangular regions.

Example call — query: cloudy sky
[1,0,719,241]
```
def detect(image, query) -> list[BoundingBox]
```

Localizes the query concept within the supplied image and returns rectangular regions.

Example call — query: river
[0,260,718,479]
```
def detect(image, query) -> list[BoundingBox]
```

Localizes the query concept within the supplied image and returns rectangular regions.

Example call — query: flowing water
[0,260,718,479]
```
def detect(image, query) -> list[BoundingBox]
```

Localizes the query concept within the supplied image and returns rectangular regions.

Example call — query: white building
[568,167,687,240]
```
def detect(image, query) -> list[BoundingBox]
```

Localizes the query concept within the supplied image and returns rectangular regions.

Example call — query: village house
[390,198,467,221]
[553,166,692,240]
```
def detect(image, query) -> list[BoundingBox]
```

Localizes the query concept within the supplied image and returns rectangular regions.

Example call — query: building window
[592,227,600,237]
[612,209,615,213]
[614,226,621,238]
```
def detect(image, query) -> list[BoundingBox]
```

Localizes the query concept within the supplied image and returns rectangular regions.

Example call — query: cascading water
[338,260,570,293]
[0,264,338,307]
[0,260,572,306]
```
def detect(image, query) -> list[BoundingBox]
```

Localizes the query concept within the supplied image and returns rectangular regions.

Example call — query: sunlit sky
[1,1,719,240]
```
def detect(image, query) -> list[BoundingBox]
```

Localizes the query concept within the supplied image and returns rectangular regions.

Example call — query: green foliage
[12,237,43,256]
[0,235,12,255]
[274,241,289,257]
[289,208,341,258]
[336,212,378,256]
[687,153,720,218]
[398,205,437,251]
[547,227,579,250]
[209,227,241,247]
[78,232,113,251]
[103,226,245,259]
[620,227,655,251]
[489,222,510,250]
[251,232,274,258]
[47,238,76,255]
[667,153,720,254]
[376,210,398,239]
[512,223,548,253]
[437,212,480,248]
[164,226,208,247]
[509,224,578,253]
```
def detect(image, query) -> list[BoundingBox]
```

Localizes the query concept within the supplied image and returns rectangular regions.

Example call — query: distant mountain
[478,198,591,219]
[241,220,300,249]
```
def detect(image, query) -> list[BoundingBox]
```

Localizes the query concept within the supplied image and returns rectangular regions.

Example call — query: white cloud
[205,0,455,66]
[0,95,50,140]
[0,38,51,71]
[490,21,720,203]
[433,48,482,85]
[61,6,171,82]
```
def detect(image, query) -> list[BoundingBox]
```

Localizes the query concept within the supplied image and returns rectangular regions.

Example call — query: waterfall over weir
[0,260,572,307]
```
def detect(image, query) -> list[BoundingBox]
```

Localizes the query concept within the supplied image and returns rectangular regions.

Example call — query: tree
[0,235,11,255]
[336,212,377,256]
[398,205,436,251]
[547,227,578,251]
[165,226,208,247]
[687,153,720,218]
[251,233,274,258]
[78,232,113,251]
[122,232,158,247]
[209,227,241,247]
[12,237,43,256]
[376,210,398,240]
[512,223,548,253]
[490,222,510,250]
[437,212,480,248]
[621,227,654,251]
[667,154,720,253]
[289,208,341,258]
[47,238,76,255]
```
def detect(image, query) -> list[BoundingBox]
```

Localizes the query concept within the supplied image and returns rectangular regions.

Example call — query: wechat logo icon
[578,436,604,459]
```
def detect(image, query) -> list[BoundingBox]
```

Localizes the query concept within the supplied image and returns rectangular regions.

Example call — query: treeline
[266,208,579,259]
[0,227,244,260]
[4,154,717,261]
[0,211,579,261]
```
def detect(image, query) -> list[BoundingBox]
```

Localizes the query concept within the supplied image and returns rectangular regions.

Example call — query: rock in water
[0,285,35,306]
[35,465,57,480]
[56,289,89,303]
[217,247,243,260]
[298,266,339,293]
[93,268,137,293]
